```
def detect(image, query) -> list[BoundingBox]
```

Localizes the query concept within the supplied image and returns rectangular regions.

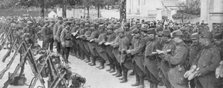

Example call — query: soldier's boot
[97,60,105,70]
[150,83,158,88]
[113,65,122,77]
[137,76,145,88]
[120,70,128,83]
[106,66,112,72]
[84,56,91,63]
[88,57,96,66]
[132,75,140,86]
[109,65,115,73]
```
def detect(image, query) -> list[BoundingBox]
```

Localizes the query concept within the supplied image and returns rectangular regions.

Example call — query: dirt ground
[0,48,166,88]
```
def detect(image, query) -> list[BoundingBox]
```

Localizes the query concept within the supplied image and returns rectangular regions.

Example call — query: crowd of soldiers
[1,16,223,88]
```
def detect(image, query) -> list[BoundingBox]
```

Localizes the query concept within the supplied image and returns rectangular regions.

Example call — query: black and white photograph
[0,0,223,88]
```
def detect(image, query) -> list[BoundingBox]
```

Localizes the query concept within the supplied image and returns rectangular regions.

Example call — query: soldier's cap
[107,24,113,29]
[85,22,90,26]
[90,27,95,30]
[156,26,163,32]
[190,33,199,40]
[64,21,72,26]
[27,21,32,24]
[132,28,140,34]
[171,30,183,38]
[107,29,113,34]
[146,28,156,34]
[162,29,171,37]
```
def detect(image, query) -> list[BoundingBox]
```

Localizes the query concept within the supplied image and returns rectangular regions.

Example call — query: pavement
[0,48,166,88]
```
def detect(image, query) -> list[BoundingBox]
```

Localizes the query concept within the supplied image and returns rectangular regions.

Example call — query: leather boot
[115,72,122,77]
[138,76,145,88]
[132,75,140,86]
[112,71,119,76]
[88,62,96,66]
[109,68,115,73]
[150,83,158,88]
[120,71,128,83]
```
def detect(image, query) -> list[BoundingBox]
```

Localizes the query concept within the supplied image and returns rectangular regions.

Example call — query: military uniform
[60,22,73,63]
[144,36,162,88]
[195,38,222,88]
[127,32,147,88]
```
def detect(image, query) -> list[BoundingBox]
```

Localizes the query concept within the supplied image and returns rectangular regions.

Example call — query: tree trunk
[87,6,90,19]
[97,5,100,18]
[120,0,126,22]
[62,0,67,18]
[40,0,45,18]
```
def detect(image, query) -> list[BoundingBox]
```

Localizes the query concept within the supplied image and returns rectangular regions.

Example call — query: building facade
[126,0,183,21]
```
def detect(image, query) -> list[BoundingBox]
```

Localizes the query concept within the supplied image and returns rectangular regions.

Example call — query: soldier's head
[147,28,156,40]
[27,21,33,26]
[190,33,199,45]
[136,23,141,29]
[172,30,183,44]
[123,22,130,31]
[199,38,211,47]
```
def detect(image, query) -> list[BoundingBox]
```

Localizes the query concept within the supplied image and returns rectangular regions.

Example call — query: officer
[60,21,73,63]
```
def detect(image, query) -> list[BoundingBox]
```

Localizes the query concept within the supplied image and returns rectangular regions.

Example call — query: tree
[173,0,200,22]
[120,0,126,22]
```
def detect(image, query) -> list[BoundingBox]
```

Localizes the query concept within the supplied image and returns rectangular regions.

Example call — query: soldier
[188,33,222,88]
[22,21,35,46]
[38,21,54,51]
[53,20,63,53]
[160,30,189,88]
[188,33,201,88]
[126,28,147,88]
[60,21,73,63]
[118,23,134,83]
[158,29,175,88]
[144,28,162,88]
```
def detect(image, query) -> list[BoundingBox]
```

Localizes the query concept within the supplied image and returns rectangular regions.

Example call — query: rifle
[2,39,18,62]
[0,41,23,79]
[3,46,31,88]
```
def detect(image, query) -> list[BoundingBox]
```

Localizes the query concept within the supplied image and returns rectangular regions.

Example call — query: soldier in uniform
[53,20,63,53]
[161,30,189,88]
[23,21,35,47]
[144,28,162,88]
[158,29,175,88]
[188,33,201,88]
[126,27,147,88]
[38,21,54,51]
[118,23,134,83]
[60,21,73,63]
[192,33,222,88]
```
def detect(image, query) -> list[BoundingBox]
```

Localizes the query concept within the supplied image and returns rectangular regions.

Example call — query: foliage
[173,0,200,20]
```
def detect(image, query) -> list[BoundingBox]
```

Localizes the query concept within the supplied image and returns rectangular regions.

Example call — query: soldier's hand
[126,50,131,54]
